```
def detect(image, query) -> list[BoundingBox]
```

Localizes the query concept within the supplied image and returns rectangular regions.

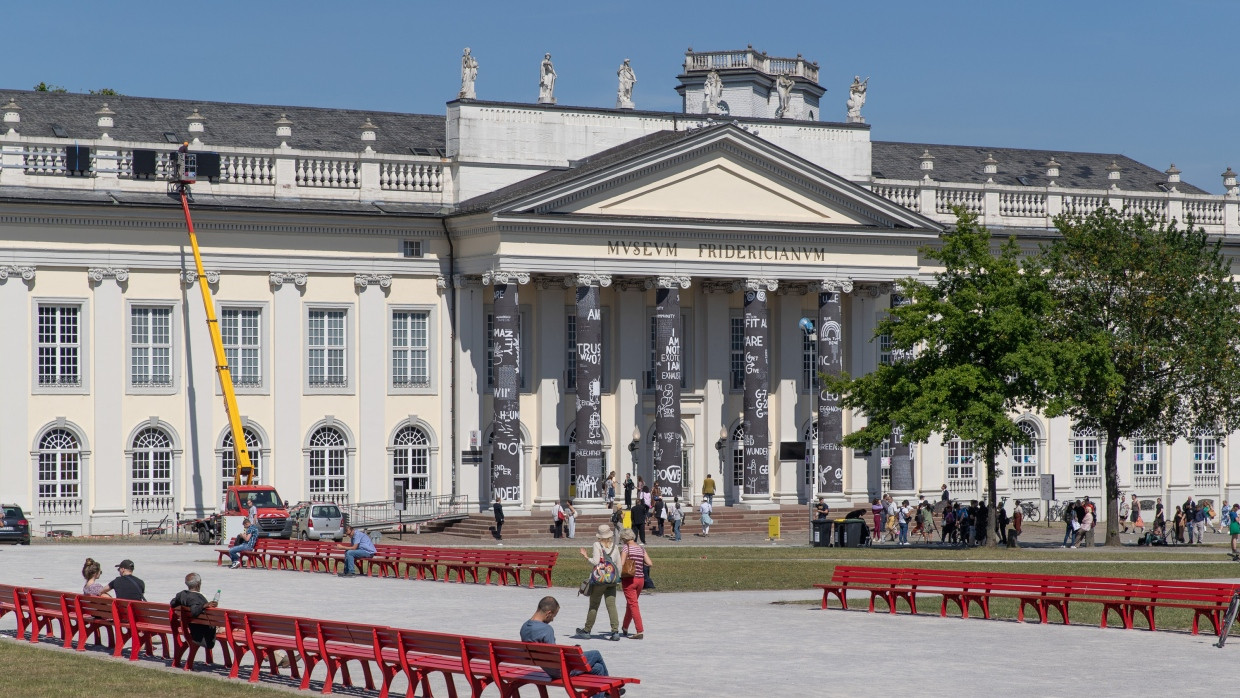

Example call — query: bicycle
[1018,500,1041,523]
[1047,500,1068,522]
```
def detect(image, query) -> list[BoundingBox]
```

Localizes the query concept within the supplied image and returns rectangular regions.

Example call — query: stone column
[0,266,34,515]
[355,274,391,503]
[648,276,691,499]
[89,267,128,532]
[484,270,528,503]
[572,274,611,502]
[269,272,307,505]
[813,280,852,495]
[742,279,777,505]
[888,292,914,492]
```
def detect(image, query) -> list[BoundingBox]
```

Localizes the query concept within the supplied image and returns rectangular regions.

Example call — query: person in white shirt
[552,501,565,539]
[699,498,713,536]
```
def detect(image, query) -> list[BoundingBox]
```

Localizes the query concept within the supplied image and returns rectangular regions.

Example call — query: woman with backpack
[574,525,621,641]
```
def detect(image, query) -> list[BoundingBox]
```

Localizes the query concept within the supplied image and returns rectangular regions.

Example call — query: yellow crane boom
[175,151,253,486]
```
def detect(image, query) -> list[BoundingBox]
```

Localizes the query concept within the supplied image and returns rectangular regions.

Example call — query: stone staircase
[439,505,818,540]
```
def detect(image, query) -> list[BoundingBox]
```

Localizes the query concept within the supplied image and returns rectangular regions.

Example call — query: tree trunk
[984,443,998,547]
[1104,430,1121,546]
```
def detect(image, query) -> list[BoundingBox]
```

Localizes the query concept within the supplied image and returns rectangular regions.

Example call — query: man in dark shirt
[520,596,613,691]
[491,495,505,543]
[169,572,218,649]
[101,559,146,600]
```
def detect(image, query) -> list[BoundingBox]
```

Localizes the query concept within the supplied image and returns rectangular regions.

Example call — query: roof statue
[776,74,795,119]
[846,76,869,123]
[704,70,723,115]
[459,48,478,100]
[538,53,557,104]
[616,59,636,109]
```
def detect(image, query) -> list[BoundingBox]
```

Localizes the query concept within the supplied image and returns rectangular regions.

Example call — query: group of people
[81,557,226,654]
[574,523,653,643]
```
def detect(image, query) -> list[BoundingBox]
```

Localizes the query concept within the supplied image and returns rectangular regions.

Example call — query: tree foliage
[825,208,1056,546]
[32,82,67,93]
[1040,207,1240,545]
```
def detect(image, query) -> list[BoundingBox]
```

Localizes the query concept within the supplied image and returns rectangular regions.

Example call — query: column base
[736,493,779,511]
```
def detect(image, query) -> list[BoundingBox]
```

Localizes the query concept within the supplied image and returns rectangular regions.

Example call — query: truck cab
[225,485,289,538]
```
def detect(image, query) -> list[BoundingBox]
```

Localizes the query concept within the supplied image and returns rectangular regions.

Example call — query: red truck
[180,485,290,545]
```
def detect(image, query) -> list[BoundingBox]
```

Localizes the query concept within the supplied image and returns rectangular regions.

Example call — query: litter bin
[811,519,832,547]
[835,518,869,548]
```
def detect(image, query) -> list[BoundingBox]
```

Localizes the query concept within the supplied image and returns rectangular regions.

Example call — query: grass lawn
[0,641,287,697]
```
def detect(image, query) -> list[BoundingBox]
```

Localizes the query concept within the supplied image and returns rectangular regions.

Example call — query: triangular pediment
[483,125,940,235]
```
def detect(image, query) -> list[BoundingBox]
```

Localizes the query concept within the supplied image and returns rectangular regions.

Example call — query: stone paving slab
[0,542,1237,696]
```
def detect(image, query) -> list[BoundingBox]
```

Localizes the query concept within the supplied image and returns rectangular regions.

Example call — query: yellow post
[622,510,632,530]
[768,515,781,540]
[180,191,253,484]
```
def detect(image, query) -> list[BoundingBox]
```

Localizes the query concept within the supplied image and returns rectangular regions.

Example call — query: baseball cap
[116,559,135,571]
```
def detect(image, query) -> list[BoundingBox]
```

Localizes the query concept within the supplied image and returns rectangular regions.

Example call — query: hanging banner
[491,283,521,502]
[574,284,604,499]
[653,286,682,498]
[743,285,771,496]
[818,290,844,493]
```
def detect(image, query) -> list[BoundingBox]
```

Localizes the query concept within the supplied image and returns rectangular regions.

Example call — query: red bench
[216,537,270,568]
[71,594,117,652]
[170,606,232,672]
[25,588,74,647]
[114,600,172,661]
[0,584,29,640]
[397,628,492,698]
[816,566,1239,633]
[472,636,637,698]
[241,612,309,684]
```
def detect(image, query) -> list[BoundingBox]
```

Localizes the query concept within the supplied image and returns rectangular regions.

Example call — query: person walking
[618,528,651,639]
[1228,503,1240,556]
[1172,506,1186,545]
[702,473,716,505]
[870,498,884,543]
[699,497,713,536]
[669,497,683,541]
[652,493,666,537]
[605,472,617,509]
[1129,494,1141,534]
[623,474,634,509]
[564,500,578,539]
[575,525,621,641]
[897,500,911,545]
[1192,503,1208,544]
[1118,495,1131,534]
[1012,501,1024,542]
[630,495,648,544]
[491,495,505,543]
[552,501,566,539]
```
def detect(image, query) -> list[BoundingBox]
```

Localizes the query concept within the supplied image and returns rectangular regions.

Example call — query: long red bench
[816,565,1239,633]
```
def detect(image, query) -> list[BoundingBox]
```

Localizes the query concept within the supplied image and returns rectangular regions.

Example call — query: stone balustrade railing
[872,179,1239,235]
[1130,474,1164,492]
[684,49,819,82]
[0,134,448,204]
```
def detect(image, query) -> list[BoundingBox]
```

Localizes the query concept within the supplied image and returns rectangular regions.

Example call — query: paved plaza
[1,541,1237,696]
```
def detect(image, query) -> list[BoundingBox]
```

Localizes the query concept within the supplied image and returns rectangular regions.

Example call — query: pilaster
[270,271,307,503]
[355,273,388,502]
[0,267,33,513]
[89,268,128,531]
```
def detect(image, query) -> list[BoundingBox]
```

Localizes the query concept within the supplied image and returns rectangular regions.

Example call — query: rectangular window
[1195,437,1218,474]
[946,439,975,480]
[392,310,430,388]
[130,307,172,387]
[730,316,745,391]
[37,305,80,386]
[566,314,577,391]
[1072,434,1099,477]
[401,240,423,258]
[221,308,261,387]
[308,309,347,387]
[803,331,818,392]
[878,334,893,366]
[1132,438,1160,476]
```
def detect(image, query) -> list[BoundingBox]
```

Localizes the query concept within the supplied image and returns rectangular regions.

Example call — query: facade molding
[180,269,221,286]
[87,267,129,284]
[481,269,530,285]
[645,275,692,290]
[269,271,309,288]
[744,278,779,292]
[566,273,613,288]
[0,265,36,281]
[354,273,393,288]
[809,279,855,294]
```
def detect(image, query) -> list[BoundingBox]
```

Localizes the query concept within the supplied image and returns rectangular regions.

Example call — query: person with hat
[101,559,146,601]
[574,524,621,641]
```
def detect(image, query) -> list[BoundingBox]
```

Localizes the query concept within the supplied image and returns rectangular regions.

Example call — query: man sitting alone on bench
[520,596,623,697]
[337,523,376,577]
[227,518,259,569]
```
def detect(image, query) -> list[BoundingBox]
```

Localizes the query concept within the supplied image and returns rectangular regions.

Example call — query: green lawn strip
[0,641,288,697]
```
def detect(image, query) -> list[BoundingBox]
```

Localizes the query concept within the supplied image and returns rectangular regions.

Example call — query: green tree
[88,88,122,96]
[32,82,67,93]
[1040,207,1240,546]
[825,208,1056,546]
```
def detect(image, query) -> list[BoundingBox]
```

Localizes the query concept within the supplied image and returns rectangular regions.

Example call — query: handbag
[643,568,655,590]
[1230,521,1240,536]
[578,579,592,596]
[590,547,619,585]
[621,555,636,579]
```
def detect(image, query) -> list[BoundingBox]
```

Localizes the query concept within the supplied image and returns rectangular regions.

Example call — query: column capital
[436,275,448,289]
[180,269,220,286]
[566,273,613,288]
[744,278,779,292]
[453,273,483,288]
[88,267,128,284]
[809,279,854,294]
[645,275,692,290]
[0,265,36,281]
[269,271,308,288]
[354,273,393,289]
[481,269,530,286]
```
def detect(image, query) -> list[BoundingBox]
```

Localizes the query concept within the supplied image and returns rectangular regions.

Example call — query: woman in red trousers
[619,528,652,639]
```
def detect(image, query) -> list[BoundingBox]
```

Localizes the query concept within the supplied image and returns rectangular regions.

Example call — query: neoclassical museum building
[2,48,1236,533]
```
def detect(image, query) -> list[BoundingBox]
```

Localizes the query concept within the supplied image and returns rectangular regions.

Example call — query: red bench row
[0,583,637,698]
[216,539,558,588]
[815,565,1238,633]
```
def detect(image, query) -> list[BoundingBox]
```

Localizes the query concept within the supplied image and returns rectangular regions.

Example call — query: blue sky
[5,0,1236,191]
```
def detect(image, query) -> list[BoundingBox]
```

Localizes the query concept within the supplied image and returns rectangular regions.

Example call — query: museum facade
[1,48,1237,533]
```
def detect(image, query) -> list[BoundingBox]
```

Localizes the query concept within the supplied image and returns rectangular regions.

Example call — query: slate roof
[0,89,444,155]
[872,141,1207,195]
[0,185,442,217]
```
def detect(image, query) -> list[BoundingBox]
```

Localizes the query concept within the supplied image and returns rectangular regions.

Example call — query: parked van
[284,501,345,541]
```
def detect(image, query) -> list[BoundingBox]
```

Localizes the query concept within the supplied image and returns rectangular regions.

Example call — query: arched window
[309,426,348,501]
[1072,427,1099,477]
[730,425,746,489]
[38,428,81,504]
[392,425,430,494]
[1010,421,1039,478]
[131,427,173,512]
[219,428,263,497]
